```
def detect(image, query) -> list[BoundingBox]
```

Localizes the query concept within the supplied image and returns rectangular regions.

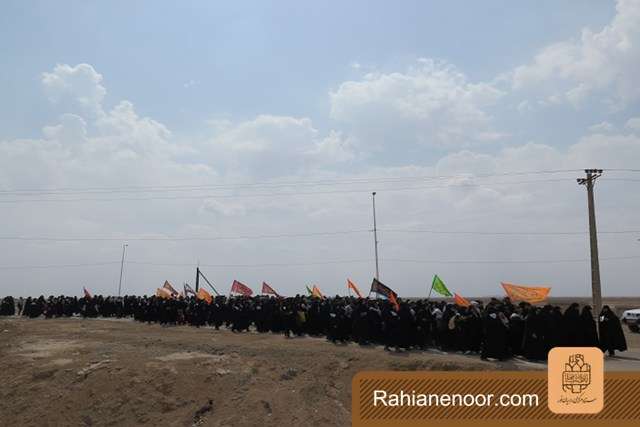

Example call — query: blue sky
[0,1,639,297]
[0,1,616,139]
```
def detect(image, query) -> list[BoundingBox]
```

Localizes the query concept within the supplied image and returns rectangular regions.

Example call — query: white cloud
[625,116,640,130]
[205,114,355,179]
[94,101,175,159]
[567,132,640,168]
[516,100,534,113]
[310,130,357,164]
[588,121,615,133]
[183,79,199,89]
[2,62,640,297]
[330,59,505,151]
[511,0,640,107]
[43,113,88,145]
[41,63,107,116]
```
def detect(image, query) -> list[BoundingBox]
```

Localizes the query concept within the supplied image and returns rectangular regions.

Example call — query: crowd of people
[0,293,628,360]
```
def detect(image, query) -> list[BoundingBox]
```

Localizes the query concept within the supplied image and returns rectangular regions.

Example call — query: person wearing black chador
[562,303,581,346]
[481,308,509,360]
[521,307,547,361]
[577,305,599,347]
[598,306,627,356]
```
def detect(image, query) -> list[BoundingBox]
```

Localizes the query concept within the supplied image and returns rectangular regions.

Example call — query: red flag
[347,279,363,298]
[83,287,92,299]
[454,293,471,307]
[230,280,253,296]
[261,282,280,297]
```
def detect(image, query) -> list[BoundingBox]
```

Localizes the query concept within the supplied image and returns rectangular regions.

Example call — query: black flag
[370,278,398,299]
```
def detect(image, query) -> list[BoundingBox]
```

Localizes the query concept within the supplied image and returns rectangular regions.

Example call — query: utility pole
[372,192,380,280]
[195,259,201,292]
[577,169,603,316]
[117,243,128,297]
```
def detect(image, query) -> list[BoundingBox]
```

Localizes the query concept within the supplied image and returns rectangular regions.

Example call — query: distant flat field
[1,316,639,426]
[420,297,640,314]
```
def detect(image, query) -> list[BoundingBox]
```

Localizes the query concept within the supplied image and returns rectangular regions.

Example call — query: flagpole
[117,243,128,297]
[372,192,380,280]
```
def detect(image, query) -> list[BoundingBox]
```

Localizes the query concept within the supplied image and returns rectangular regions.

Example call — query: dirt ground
[0,317,639,427]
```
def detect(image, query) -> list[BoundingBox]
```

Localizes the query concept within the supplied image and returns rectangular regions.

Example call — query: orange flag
[347,279,363,298]
[156,287,173,299]
[197,287,213,304]
[454,293,471,307]
[501,282,550,304]
[163,280,180,297]
[311,285,323,298]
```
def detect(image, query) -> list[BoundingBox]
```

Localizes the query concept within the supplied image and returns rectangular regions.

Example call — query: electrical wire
[0,178,582,203]
[3,255,639,270]
[0,169,584,196]
[0,227,638,242]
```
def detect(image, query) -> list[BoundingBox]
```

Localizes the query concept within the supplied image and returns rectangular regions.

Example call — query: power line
[3,168,637,197]
[380,228,640,236]
[0,178,583,204]
[0,229,371,242]
[127,259,373,268]
[128,256,640,268]
[0,261,121,270]
[0,169,584,195]
[383,255,640,265]
[1,254,638,270]
[0,227,638,242]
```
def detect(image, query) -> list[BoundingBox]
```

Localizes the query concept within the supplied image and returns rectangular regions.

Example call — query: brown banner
[352,371,640,426]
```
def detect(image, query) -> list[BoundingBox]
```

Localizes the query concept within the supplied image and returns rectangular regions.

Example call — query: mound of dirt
[0,317,547,426]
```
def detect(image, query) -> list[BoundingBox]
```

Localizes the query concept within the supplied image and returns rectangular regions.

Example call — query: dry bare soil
[0,315,638,427]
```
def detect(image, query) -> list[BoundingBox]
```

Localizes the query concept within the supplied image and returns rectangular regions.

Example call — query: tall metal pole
[117,243,128,297]
[578,169,603,316]
[372,192,380,280]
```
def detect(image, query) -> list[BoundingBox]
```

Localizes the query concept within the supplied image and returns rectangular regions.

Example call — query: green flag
[431,275,452,297]
[305,285,313,295]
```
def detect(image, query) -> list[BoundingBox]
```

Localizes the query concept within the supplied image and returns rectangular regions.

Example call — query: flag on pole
[501,282,550,303]
[83,287,92,299]
[370,278,398,300]
[230,280,253,296]
[347,279,363,298]
[197,287,213,304]
[431,275,453,297]
[156,287,173,299]
[184,283,196,296]
[163,280,180,297]
[311,285,323,298]
[262,282,280,297]
[454,293,471,307]
[306,285,313,295]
